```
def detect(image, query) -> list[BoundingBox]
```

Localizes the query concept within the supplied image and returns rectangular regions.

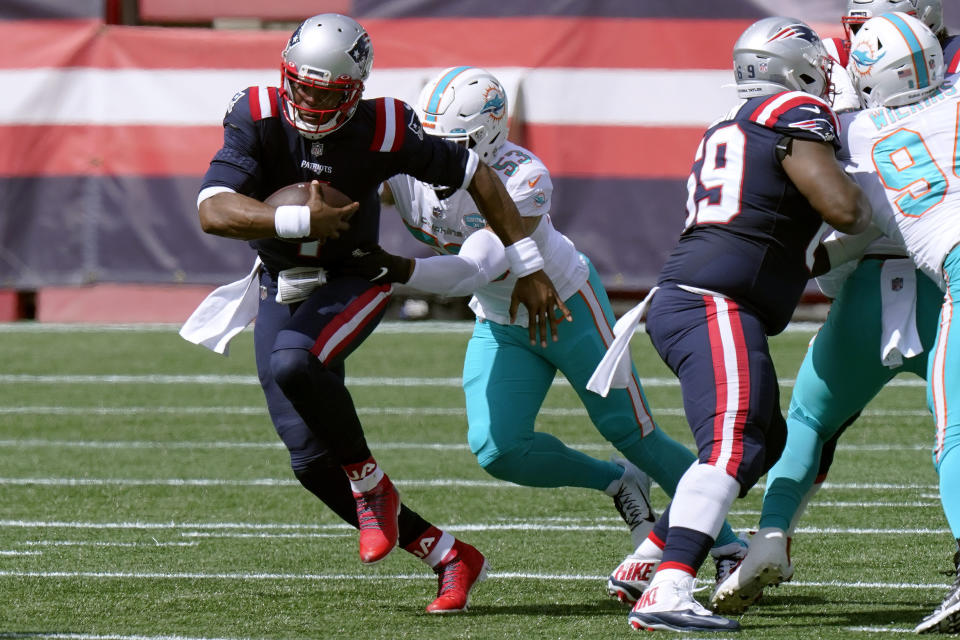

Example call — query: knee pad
[477,446,526,482]
[270,348,314,397]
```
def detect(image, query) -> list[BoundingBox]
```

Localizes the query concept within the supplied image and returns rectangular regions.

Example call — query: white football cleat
[628,573,740,632]
[607,548,662,604]
[610,455,657,547]
[710,527,794,614]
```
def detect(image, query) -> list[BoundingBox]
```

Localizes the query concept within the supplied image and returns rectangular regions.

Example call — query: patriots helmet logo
[348,33,373,73]
[284,22,304,56]
[767,23,819,45]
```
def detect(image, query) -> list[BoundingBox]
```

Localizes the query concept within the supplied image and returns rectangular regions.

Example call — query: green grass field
[0,320,951,639]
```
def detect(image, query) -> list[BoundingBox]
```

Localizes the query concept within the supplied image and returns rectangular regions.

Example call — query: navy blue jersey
[201,86,472,273]
[656,91,841,334]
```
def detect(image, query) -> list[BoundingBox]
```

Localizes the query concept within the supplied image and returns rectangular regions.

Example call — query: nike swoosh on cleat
[371,267,389,281]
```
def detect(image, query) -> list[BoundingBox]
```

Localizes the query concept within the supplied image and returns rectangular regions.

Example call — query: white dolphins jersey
[386,140,588,325]
[838,75,960,290]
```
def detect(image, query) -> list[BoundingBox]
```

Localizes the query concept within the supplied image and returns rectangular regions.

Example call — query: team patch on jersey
[370,97,408,152]
[248,86,280,121]
[462,212,486,229]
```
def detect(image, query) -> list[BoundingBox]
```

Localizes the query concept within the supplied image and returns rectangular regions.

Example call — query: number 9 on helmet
[732,17,833,100]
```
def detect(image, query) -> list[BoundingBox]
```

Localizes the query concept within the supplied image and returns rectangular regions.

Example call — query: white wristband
[274,205,311,238]
[504,236,544,278]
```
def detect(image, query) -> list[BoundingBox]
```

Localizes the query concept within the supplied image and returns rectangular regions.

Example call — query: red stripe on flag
[0,125,221,176]
[524,124,700,178]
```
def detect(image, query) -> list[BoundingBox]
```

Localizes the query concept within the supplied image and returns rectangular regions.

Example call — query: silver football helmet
[733,17,833,99]
[279,14,373,139]
[843,0,944,40]
[416,66,509,162]
[848,12,944,108]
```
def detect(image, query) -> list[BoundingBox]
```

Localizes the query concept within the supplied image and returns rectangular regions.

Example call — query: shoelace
[356,487,392,530]
[614,485,652,529]
[436,555,463,596]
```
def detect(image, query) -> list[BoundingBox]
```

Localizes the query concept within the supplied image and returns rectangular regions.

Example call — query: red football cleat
[353,474,400,564]
[426,540,489,613]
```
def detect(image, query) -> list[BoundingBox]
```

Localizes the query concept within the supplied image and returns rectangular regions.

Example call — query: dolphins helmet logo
[481,85,506,122]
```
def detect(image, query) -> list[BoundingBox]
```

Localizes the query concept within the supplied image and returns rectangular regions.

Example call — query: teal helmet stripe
[883,13,930,88]
[424,66,473,124]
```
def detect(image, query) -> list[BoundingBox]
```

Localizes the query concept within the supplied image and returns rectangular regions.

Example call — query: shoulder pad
[747,91,839,143]
[370,97,411,153]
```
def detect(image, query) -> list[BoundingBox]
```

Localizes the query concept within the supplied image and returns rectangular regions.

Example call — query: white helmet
[733,17,833,99]
[848,12,944,108]
[279,14,373,139]
[416,66,509,162]
[843,0,944,40]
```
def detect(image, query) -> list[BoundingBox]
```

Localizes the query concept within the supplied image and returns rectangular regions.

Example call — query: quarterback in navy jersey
[189,14,570,614]
[202,86,471,272]
[597,18,872,633]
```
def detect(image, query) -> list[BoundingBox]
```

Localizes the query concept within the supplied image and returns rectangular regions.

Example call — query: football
[264,181,354,242]
[264,181,353,208]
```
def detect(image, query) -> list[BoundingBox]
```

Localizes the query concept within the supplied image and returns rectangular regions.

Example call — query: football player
[588,16,871,632]
[713,0,959,617]
[836,14,960,632]
[334,65,749,597]
[186,13,570,613]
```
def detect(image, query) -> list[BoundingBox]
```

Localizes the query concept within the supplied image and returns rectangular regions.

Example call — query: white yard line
[0,477,942,490]
[0,518,949,535]
[0,439,935,453]
[0,373,929,388]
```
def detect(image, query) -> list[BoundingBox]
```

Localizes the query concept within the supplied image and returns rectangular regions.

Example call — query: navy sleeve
[367,98,471,189]
[201,87,264,194]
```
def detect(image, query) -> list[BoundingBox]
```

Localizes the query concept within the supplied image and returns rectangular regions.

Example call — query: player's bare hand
[307,180,357,241]
[509,270,572,347]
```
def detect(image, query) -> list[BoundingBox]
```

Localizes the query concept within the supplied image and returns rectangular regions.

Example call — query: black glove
[333,245,413,284]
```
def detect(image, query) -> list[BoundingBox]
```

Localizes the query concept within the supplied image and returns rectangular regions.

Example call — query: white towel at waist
[179,257,262,356]
[587,287,658,397]
[880,259,923,368]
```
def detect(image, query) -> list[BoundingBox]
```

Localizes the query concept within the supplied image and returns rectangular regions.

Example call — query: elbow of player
[826,188,871,235]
